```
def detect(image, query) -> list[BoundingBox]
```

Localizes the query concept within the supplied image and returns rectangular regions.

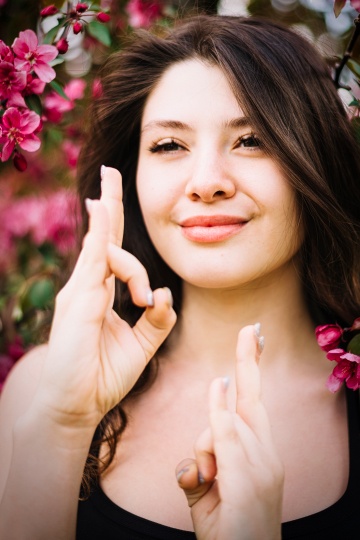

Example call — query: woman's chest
[99,389,350,531]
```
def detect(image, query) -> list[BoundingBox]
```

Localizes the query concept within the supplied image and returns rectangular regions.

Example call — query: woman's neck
[163,261,322,376]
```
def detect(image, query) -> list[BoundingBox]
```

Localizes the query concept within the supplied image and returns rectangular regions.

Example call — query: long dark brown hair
[77,15,360,496]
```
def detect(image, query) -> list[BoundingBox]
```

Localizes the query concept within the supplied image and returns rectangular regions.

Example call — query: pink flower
[32,191,79,255]
[126,0,163,28]
[6,73,46,108]
[12,30,58,83]
[315,323,343,352]
[2,195,41,238]
[96,12,111,22]
[56,38,69,55]
[350,0,360,12]
[0,107,41,161]
[40,5,59,17]
[44,78,86,123]
[326,348,360,392]
[0,61,26,101]
[62,140,81,168]
[0,40,14,63]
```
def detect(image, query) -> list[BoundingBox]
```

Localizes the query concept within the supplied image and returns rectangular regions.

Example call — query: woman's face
[136,59,303,289]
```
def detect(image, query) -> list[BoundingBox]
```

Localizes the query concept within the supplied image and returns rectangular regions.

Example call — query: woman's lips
[180,215,248,243]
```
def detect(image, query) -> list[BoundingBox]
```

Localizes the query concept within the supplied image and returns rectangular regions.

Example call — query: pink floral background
[0,0,359,391]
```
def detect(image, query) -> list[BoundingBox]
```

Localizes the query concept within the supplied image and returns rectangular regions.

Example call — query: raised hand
[176,325,284,540]
[33,166,177,430]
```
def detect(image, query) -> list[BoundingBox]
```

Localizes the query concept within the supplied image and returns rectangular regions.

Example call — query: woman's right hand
[32,166,177,430]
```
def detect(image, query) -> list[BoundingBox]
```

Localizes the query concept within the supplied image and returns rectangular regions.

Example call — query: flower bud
[56,38,69,55]
[40,5,58,17]
[96,12,111,23]
[13,152,27,172]
[76,2,89,12]
[73,21,83,34]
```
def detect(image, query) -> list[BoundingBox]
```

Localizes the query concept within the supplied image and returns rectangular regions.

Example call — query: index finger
[100,166,124,247]
[235,325,272,441]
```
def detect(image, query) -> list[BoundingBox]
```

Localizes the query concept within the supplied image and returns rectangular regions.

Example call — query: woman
[0,14,359,540]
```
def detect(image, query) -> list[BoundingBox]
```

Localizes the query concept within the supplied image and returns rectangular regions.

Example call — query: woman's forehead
[140,59,246,130]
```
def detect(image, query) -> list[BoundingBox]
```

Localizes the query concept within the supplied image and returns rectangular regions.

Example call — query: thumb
[175,459,214,508]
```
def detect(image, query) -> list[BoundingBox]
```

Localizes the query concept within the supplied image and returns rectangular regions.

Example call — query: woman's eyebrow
[223,117,252,129]
[141,120,193,133]
[141,117,252,133]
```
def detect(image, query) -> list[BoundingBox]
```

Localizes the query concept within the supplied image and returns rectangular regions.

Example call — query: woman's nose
[184,154,236,203]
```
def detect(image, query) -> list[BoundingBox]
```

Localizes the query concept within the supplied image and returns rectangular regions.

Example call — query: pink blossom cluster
[315,320,360,392]
[40,3,111,55]
[0,30,58,168]
[0,189,80,273]
[126,0,164,28]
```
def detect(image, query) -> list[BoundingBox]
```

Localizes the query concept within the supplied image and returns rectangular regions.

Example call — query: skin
[137,60,303,290]
[0,60,349,539]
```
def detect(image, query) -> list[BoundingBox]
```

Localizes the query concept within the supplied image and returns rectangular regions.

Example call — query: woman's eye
[235,134,262,149]
[149,139,183,154]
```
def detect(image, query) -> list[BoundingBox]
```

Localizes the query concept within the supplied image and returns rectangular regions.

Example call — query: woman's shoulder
[0,344,48,495]
[0,344,48,407]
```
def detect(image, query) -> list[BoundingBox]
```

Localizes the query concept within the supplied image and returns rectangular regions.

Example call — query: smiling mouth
[180,216,248,243]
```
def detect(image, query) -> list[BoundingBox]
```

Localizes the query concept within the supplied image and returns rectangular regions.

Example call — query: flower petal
[36,44,58,63]
[1,139,15,161]
[19,134,41,152]
[326,373,343,393]
[33,62,56,83]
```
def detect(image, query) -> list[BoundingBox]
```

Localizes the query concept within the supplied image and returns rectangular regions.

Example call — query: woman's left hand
[176,325,284,540]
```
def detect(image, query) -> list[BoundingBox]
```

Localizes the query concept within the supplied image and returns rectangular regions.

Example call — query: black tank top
[77,389,360,539]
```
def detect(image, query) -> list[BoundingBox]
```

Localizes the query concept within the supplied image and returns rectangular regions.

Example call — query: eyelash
[148,139,183,154]
[148,134,262,154]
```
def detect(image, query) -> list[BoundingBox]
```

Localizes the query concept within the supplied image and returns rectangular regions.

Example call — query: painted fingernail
[163,287,173,308]
[176,467,189,482]
[100,164,107,180]
[258,336,265,354]
[85,198,93,214]
[222,376,230,390]
[146,289,154,307]
[254,322,261,337]
[198,471,205,485]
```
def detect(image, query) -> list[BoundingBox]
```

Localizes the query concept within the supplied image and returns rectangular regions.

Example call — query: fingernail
[100,164,107,180]
[222,376,230,390]
[163,287,173,308]
[85,198,93,214]
[254,322,261,337]
[258,336,265,354]
[198,471,205,484]
[176,467,189,482]
[146,289,154,307]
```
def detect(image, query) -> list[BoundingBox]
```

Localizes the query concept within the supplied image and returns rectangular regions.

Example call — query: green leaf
[87,20,111,47]
[43,18,66,45]
[50,57,65,67]
[49,80,70,100]
[24,94,42,115]
[88,4,105,12]
[28,279,55,309]
[334,0,346,17]
[347,334,360,355]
